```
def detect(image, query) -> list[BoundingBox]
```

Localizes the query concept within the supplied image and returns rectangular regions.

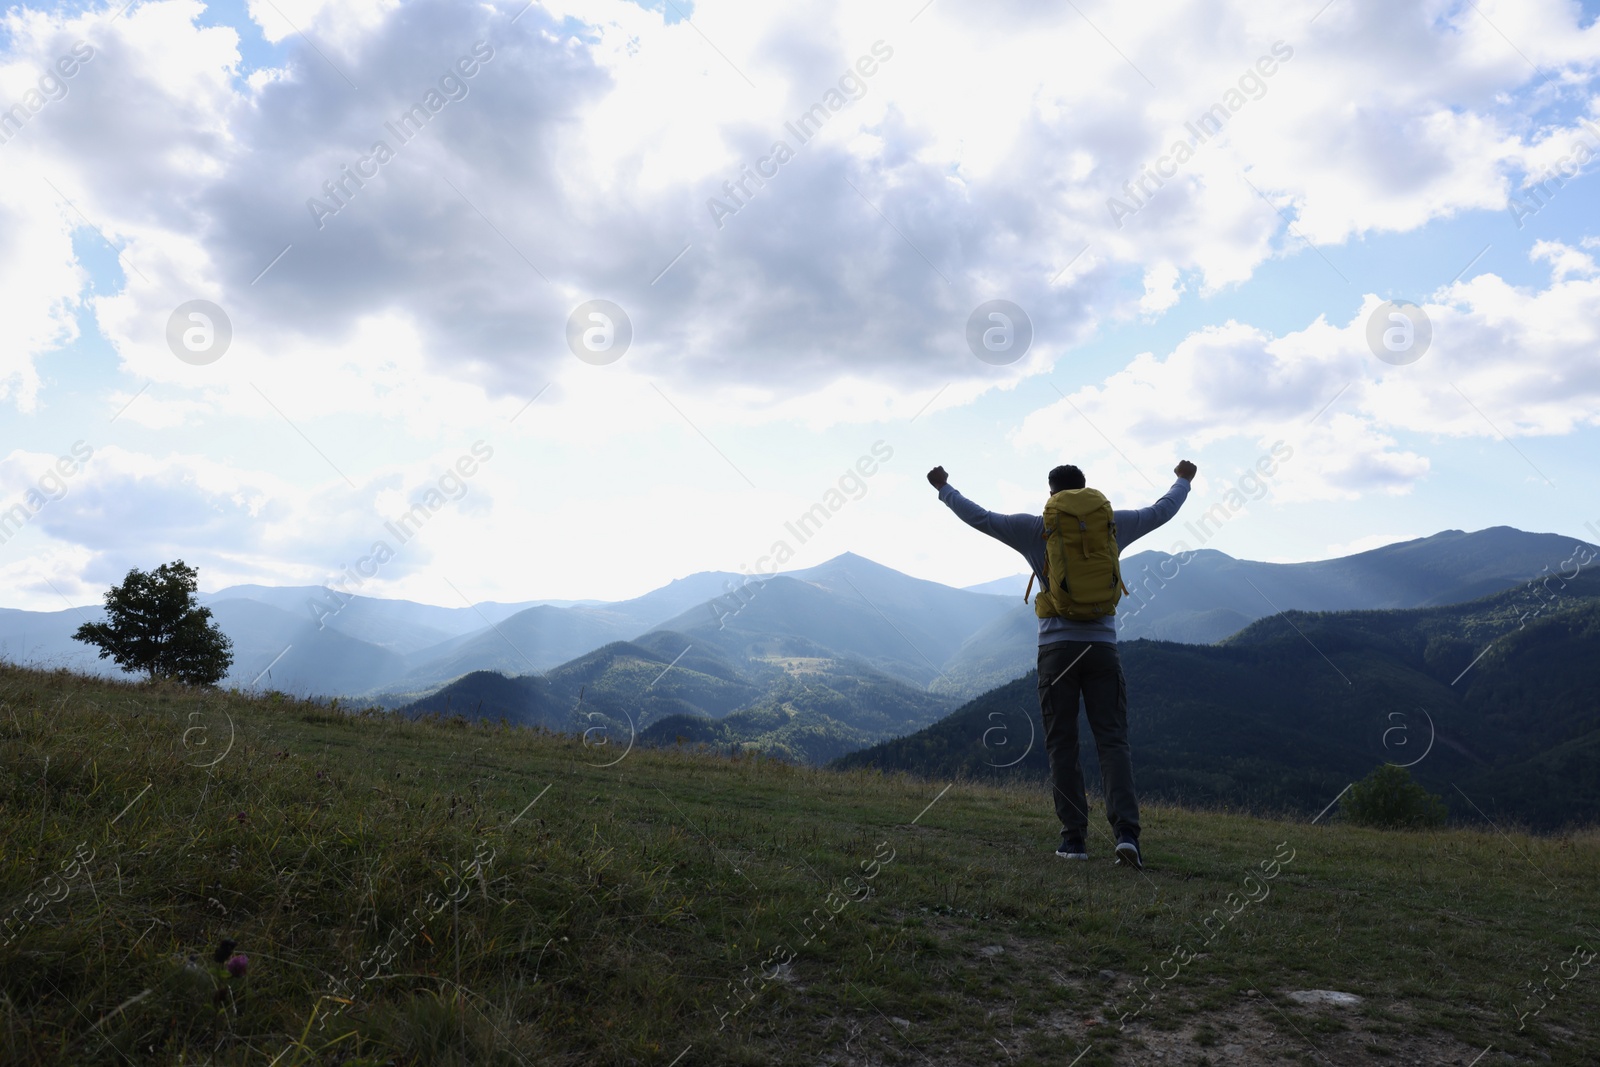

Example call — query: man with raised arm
[926,460,1196,869]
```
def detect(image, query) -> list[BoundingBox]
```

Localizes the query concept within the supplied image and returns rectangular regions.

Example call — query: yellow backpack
[1026,488,1128,619]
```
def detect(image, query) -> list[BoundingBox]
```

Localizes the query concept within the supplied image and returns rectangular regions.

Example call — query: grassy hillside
[638,669,959,764]
[401,636,767,730]
[403,632,959,764]
[2,665,1597,1065]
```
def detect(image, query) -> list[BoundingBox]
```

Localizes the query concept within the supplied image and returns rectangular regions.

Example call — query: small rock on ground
[1286,989,1363,1007]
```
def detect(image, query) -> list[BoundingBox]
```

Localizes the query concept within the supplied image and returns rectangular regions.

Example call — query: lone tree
[1341,763,1448,829]
[73,560,234,686]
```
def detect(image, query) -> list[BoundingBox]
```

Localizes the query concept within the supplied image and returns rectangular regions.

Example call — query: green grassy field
[1,663,1596,1065]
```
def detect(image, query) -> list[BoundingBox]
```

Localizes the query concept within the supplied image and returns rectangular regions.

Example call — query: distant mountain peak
[791,552,901,579]
[812,550,876,567]
[1126,547,1235,562]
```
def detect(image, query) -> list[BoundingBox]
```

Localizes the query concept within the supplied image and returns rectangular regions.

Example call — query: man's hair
[1048,464,1086,492]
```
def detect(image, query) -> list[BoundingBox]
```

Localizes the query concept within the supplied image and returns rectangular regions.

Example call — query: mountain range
[838,558,1600,830]
[8,525,1595,825]
[2,528,1587,710]
[933,526,1593,696]
[397,552,1029,761]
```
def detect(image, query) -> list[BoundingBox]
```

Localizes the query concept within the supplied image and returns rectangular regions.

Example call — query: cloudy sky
[2,0,1599,610]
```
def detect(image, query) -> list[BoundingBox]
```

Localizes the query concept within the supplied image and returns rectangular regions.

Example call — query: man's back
[934,477,1191,646]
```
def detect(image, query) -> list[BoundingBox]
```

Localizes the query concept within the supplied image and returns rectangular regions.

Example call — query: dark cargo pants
[1036,640,1140,843]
